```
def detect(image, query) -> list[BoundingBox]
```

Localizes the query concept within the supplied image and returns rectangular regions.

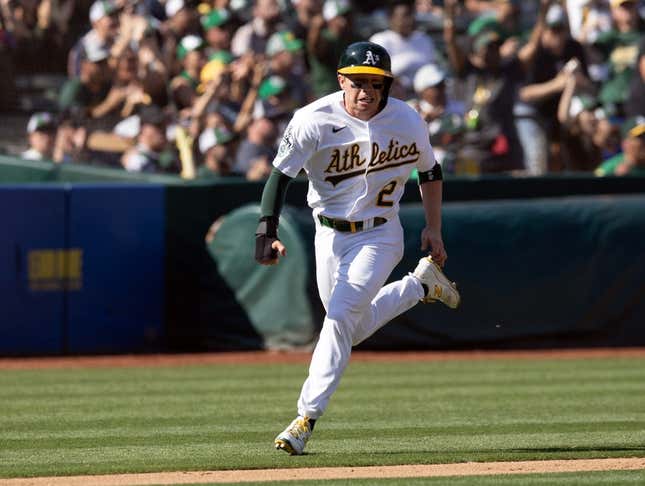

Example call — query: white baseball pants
[296,218,425,419]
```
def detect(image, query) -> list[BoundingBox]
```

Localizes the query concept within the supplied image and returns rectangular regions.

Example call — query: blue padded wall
[0,187,66,354]
[66,185,165,353]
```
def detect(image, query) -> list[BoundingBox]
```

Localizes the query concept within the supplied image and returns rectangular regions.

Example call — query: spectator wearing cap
[201,8,236,57]
[171,35,207,110]
[307,0,359,97]
[197,126,237,178]
[22,112,57,161]
[412,63,464,123]
[59,38,112,121]
[410,64,466,168]
[231,0,285,57]
[83,46,141,122]
[442,0,550,173]
[517,3,590,175]
[68,0,120,78]
[253,74,298,125]
[121,105,170,172]
[233,116,277,177]
[625,36,645,118]
[164,0,198,37]
[590,0,643,115]
[369,2,440,97]
[161,0,200,70]
[265,30,309,106]
[595,116,645,175]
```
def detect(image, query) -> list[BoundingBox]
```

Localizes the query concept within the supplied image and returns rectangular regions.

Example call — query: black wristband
[255,216,278,237]
[418,163,443,184]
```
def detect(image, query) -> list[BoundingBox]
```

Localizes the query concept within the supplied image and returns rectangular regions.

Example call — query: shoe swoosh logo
[332,126,347,133]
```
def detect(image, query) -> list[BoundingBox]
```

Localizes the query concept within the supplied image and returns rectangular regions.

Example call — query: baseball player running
[255,41,460,455]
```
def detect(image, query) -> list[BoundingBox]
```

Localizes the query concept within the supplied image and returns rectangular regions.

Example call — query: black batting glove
[255,216,279,263]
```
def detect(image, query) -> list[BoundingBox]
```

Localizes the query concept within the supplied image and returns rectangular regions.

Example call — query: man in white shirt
[370,2,439,97]
[231,0,285,57]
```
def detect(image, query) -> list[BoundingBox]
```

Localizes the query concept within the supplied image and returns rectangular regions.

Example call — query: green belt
[317,215,388,233]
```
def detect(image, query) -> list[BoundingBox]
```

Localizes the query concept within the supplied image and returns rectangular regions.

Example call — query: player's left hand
[421,226,447,267]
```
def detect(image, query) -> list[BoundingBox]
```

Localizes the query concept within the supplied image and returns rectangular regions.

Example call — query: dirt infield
[3,349,644,485]
[4,458,645,485]
[2,347,645,369]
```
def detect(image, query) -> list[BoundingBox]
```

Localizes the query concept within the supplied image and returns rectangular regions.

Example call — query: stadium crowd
[1,0,644,178]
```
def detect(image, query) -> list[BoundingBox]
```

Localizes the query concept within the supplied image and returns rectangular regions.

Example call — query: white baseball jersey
[272,90,436,222]
[272,90,440,423]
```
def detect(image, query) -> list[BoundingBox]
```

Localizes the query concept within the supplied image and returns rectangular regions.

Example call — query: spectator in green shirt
[170,35,206,110]
[58,39,111,121]
[595,116,645,176]
[592,0,643,115]
[306,0,359,98]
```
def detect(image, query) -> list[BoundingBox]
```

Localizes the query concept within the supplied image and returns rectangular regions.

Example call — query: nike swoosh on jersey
[332,126,347,133]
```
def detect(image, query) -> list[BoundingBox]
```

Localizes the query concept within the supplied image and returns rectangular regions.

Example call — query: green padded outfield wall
[163,175,645,351]
[377,195,645,349]
[202,195,645,350]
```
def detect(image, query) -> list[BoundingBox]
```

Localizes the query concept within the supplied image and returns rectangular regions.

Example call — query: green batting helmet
[337,41,393,78]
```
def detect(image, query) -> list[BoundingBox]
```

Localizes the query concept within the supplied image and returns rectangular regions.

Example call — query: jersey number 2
[376,181,397,207]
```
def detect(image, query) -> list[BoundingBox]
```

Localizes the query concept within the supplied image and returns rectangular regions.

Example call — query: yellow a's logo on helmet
[363,50,380,66]
[337,41,394,77]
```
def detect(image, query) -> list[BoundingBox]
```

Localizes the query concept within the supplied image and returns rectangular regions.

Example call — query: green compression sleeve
[260,167,294,218]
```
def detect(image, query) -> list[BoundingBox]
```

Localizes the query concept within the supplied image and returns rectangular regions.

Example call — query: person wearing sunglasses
[254,41,460,455]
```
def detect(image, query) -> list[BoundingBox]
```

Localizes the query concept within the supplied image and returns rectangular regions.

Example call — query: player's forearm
[256,167,292,264]
[420,180,442,233]
[260,167,293,218]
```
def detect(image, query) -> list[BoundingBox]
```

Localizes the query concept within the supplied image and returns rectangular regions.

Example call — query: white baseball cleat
[274,416,313,455]
[412,256,461,309]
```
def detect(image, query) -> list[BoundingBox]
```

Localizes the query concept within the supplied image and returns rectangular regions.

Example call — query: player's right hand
[258,240,287,266]
[255,216,285,265]
[420,226,447,267]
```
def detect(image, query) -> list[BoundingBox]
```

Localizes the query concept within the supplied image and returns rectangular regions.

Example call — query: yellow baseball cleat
[412,257,461,308]
[274,416,313,455]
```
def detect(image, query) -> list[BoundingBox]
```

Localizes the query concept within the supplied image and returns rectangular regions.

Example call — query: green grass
[0,356,644,479]
[168,469,645,485]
